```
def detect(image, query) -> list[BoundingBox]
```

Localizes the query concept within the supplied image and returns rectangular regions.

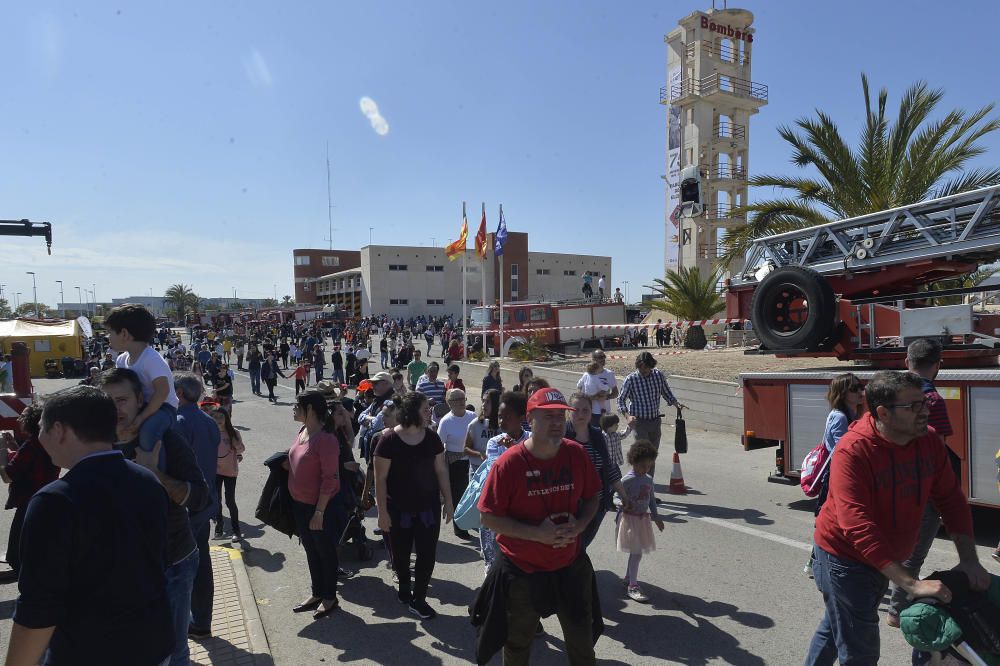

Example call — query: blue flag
[494,208,508,257]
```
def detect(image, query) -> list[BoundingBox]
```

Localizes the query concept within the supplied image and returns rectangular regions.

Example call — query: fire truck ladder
[733,185,1000,284]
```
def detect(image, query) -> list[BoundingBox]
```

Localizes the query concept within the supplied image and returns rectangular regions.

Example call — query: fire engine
[727,185,1000,509]
[470,300,627,356]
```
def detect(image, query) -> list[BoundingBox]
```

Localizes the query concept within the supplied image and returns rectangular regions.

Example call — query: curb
[214,545,272,664]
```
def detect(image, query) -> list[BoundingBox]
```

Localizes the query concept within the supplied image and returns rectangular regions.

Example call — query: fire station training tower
[663,6,767,277]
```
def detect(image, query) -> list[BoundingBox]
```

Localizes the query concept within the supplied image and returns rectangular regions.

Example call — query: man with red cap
[473,387,603,665]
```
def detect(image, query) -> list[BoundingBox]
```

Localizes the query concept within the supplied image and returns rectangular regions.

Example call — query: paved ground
[1,343,998,664]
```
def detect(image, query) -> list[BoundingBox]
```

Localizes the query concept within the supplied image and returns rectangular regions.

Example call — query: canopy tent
[0,319,85,377]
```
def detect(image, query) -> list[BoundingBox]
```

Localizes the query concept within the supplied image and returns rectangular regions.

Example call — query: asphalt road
[1,349,998,665]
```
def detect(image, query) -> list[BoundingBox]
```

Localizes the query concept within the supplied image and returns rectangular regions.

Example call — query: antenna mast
[326,143,334,250]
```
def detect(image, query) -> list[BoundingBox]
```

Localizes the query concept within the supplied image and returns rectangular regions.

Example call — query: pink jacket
[217,431,245,478]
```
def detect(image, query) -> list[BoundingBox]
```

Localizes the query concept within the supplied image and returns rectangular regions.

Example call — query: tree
[227,300,243,311]
[260,298,279,308]
[164,284,201,324]
[15,302,53,318]
[646,267,726,349]
[720,74,1000,269]
[0,298,11,318]
[927,263,1000,307]
[281,295,295,306]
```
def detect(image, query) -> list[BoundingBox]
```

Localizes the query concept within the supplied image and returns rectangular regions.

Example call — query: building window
[295,256,311,266]
[426,299,444,305]
[510,264,518,276]
[510,263,519,299]
[425,265,444,272]
[389,298,409,305]
[321,256,340,267]
[563,270,576,276]
[467,265,479,273]
[389,264,408,271]
[466,298,478,305]
[536,268,551,275]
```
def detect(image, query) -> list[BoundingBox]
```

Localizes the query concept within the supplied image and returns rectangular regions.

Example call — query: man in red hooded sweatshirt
[804,371,989,666]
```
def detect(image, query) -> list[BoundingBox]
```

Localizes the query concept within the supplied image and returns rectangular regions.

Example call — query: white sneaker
[627,585,649,602]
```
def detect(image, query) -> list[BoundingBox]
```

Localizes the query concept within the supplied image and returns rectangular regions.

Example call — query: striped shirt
[415,376,446,405]
[617,367,678,419]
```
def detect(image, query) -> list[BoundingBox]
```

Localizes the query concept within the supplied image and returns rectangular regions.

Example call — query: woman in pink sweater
[210,407,245,541]
[288,391,342,620]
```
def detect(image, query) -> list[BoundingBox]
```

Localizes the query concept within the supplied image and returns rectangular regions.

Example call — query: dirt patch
[498,346,858,384]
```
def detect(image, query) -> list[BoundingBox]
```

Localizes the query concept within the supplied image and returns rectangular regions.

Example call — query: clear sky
[2,1,999,308]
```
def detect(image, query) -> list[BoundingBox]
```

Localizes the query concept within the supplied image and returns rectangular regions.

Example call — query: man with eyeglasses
[885,338,958,627]
[805,370,987,666]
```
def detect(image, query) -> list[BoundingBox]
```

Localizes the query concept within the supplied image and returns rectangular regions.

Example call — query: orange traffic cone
[668,452,687,495]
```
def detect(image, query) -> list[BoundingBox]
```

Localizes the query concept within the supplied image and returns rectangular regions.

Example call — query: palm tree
[720,74,1000,269]
[261,298,279,308]
[646,267,726,349]
[281,295,294,306]
[164,284,200,324]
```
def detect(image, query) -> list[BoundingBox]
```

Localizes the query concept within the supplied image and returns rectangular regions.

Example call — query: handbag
[674,406,688,454]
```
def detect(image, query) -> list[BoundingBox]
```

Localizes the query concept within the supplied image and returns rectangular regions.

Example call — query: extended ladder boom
[733,185,1000,286]
[0,219,52,254]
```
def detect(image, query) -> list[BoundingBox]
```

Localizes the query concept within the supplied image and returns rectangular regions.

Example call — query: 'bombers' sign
[700,16,754,43]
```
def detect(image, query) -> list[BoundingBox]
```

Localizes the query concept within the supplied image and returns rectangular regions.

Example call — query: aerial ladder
[725,185,1000,364]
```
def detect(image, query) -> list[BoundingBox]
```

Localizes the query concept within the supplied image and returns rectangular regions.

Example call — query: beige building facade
[304,235,611,319]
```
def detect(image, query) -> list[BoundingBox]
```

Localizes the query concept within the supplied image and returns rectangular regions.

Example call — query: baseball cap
[526,388,575,414]
[371,371,392,383]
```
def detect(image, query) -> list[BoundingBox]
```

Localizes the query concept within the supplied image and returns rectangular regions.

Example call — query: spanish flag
[444,211,468,261]
[475,207,488,260]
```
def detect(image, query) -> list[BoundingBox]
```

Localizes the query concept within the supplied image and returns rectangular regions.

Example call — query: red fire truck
[470,300,627,355]
[727,186,1000,510]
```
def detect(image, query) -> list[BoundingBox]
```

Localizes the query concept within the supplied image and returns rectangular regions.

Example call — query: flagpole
[481,202,487,355]
[461,202,468,360]
[498,203,504,359]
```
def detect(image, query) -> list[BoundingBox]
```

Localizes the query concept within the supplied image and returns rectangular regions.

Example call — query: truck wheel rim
[761,282,811,338]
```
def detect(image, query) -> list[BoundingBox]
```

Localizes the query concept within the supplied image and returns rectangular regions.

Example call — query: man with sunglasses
[805,370,987,666]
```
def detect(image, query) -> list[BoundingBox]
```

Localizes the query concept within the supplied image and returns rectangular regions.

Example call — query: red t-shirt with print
[478,438,601,573]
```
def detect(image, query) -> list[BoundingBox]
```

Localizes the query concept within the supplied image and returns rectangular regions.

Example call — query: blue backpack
[454,457,496,531]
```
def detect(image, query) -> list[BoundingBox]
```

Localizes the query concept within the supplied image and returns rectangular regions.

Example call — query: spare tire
[750,266,836,351]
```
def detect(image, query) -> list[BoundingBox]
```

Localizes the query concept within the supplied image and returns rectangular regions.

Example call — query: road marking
[668,508,813,552]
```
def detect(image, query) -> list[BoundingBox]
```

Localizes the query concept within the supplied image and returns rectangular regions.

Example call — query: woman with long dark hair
[374,391,453,619]
[566,392,629,550]
[288,391,343,620]
[513,366,533,394]
[464,389,501,475]
[481,361,504,399]
[209,406,245,541]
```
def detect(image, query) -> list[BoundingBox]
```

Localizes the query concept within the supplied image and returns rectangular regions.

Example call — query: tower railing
[667,74,768,103]
[685,41,750,66]
[705,164,748,181]
[714,121,746,141]
[704,205,745,222]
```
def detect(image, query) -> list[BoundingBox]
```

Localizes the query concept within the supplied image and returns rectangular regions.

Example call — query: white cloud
[243,49,273,88]
[359,96,390,136]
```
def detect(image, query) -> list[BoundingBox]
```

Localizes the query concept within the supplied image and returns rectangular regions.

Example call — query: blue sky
[2,1,999,308]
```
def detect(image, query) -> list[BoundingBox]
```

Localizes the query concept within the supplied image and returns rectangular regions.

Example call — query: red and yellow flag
[444,212,468,261]
[475,208,488,260]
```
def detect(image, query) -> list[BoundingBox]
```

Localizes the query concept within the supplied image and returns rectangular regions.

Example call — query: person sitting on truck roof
[804,370,987,665]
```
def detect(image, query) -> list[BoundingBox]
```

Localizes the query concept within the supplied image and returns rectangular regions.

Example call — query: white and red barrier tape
[469,318,748,336]
[601,349,704,360]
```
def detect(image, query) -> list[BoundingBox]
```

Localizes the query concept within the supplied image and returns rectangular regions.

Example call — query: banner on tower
[665,63,682,272]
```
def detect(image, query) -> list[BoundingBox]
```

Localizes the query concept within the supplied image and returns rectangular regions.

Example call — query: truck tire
[750,266,835,351]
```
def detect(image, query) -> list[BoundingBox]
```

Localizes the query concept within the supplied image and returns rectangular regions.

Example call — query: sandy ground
[500,345,857,384]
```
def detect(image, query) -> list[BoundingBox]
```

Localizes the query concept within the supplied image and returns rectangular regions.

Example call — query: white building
[306,232,612,319]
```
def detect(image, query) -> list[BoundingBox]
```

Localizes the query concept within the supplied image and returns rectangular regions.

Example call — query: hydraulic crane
[0,219,52,254]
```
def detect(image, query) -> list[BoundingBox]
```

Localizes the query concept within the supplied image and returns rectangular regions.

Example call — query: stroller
[901,571,1000,666]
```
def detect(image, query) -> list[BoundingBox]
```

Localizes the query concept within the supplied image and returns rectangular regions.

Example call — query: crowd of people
[2,302,999,664]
